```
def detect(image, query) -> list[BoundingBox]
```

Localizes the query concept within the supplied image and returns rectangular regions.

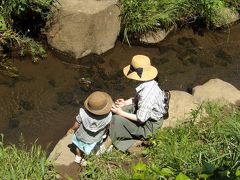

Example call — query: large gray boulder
[47,0,121,59]
[192,79,240,105]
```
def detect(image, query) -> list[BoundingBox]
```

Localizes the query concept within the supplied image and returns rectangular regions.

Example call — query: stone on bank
[46,0,121,59]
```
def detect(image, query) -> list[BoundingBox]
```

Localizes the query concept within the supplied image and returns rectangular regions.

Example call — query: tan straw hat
[84,91,113,115]
[123,55,158,81]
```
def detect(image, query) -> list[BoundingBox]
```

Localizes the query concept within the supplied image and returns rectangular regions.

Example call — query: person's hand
[67,128,74,135]
[115,98,125,107]
[111,104,123,115]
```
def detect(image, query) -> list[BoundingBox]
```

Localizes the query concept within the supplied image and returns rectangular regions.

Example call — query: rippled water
[0,24,239,153]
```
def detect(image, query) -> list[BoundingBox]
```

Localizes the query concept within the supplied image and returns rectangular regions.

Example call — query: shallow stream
[0,24,239,153]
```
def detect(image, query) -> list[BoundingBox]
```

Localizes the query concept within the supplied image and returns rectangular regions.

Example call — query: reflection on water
[0,24,239,153]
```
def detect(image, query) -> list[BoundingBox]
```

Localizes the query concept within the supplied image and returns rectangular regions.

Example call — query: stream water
[0,24,239,153]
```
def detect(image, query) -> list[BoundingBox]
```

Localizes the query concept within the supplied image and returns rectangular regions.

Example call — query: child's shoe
[74,155,87,166]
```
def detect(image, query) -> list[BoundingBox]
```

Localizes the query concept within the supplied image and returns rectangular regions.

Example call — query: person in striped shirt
[109,55,170,153]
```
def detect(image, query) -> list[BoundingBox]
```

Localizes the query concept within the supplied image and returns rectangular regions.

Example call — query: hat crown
[131,55,151,68]
[87,92,107,111]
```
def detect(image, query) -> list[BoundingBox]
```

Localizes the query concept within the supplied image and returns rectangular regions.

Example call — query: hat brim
[84,92,113,115]
[123,65,158,81]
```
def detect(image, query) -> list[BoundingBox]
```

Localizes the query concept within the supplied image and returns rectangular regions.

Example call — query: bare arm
[68,121,80,134]
[115,97,135,107]
[111,104,138,122]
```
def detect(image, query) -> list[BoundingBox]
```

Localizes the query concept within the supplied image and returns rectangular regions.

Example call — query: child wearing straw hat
[68,91,113,165]
[110,55,170,153]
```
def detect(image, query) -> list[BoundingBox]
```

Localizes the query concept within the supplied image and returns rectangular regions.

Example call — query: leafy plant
[224,0,240,11]
[0,0,55,76]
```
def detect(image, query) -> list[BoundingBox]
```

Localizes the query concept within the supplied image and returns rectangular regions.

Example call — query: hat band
[127,64,143,78]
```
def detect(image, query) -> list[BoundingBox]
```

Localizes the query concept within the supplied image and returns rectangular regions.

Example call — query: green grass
[120,0,239,43]
[84,102,240,179]
[0,135,57,179]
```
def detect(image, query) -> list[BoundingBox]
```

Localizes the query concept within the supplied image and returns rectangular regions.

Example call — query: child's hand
[115,98,125,107]
[67,128,74,135]
[111,104,123,115]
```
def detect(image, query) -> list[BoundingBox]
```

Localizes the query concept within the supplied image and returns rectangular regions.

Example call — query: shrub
[0,0,55,66]
[0,0,55,76]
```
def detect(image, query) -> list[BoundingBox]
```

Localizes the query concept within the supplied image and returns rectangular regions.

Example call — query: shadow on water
[0,24,240,153]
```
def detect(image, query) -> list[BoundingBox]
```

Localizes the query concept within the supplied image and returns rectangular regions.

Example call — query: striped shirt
[136,80,166,123]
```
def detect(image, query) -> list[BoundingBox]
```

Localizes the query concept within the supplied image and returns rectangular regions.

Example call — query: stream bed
[0,24,239,153]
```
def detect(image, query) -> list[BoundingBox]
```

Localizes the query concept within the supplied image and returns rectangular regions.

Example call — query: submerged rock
[9,116,20,129]
[215,49,233,66]
[177,37,200,48]
[19,100,34,111]
[46,0,121,59]
[57,91,74,106]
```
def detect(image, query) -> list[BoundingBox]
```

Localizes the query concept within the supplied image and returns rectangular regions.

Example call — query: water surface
[0,24,239,153]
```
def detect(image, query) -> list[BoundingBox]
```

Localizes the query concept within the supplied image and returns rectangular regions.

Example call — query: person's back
[68,91,113,165]
[75,108,112,144]
[136,80,166,122]
[109,55,170,152]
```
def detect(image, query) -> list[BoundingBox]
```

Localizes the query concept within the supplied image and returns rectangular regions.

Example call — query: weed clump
[120,0,239,43]
[0,134,56,179]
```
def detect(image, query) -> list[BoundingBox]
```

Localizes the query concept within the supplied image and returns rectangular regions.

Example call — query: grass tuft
[0,135,57,179]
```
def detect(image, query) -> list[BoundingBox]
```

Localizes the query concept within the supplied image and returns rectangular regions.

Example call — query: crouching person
[68,91,113,166]
[110,55,170,153]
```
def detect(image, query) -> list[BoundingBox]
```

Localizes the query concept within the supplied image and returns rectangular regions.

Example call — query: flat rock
[48,133,74,166]
[192,79,240,105]
[140,27,174,44]
[162,90,198,128]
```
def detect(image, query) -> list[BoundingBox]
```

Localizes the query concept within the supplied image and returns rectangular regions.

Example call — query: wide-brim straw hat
[84,91,113,115]
[123,55,158,81]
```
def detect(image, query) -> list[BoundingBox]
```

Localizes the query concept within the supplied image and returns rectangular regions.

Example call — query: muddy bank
[0,24,240,153]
